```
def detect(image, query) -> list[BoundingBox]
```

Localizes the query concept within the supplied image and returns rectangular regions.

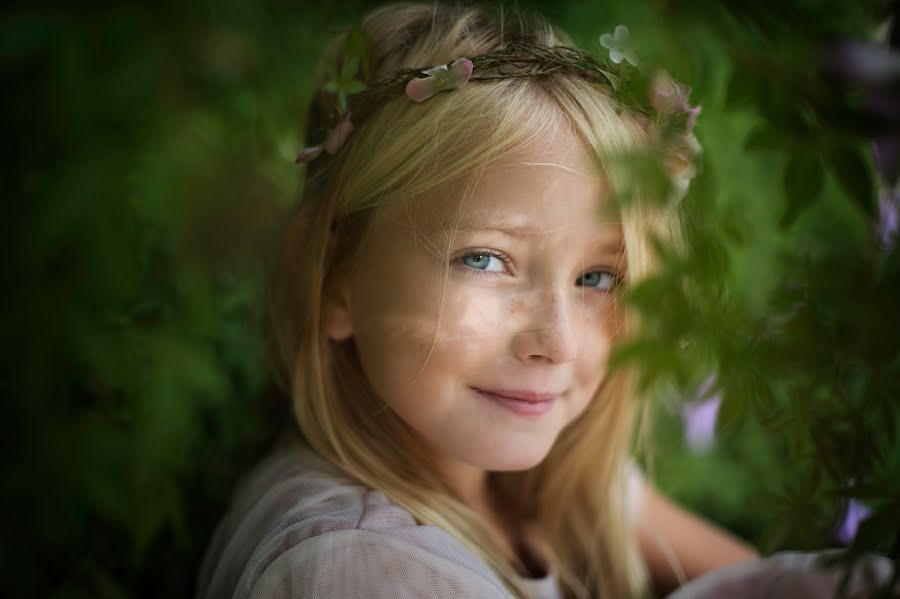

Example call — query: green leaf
[341,56,360,81]
[89,562,132,599]
[744,125,784,152]
[725,71,756,109]
[345,26,370,80]
[745,371,776,415]
[718,378,749,432]
[597,68,620,91]
[826,142,876,218]
[343,80,368,94]
[781,147,823,226]
[324,60,339,82]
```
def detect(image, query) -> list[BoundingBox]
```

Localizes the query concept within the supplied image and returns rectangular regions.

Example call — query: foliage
[583,0,900,592]
[1,1,341,596]
[2,0,898,597]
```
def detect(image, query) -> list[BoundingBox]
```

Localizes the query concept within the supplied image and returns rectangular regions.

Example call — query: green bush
[3,1,897,597]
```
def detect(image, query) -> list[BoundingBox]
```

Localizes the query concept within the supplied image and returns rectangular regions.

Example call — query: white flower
[599,25,639,67]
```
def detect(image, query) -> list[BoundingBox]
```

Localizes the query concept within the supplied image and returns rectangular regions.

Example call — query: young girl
[196,3,761,598]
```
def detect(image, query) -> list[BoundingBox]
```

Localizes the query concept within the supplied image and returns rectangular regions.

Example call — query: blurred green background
[3,1,898,597]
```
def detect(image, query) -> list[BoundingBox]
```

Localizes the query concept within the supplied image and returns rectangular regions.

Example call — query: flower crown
[297,26,701,199]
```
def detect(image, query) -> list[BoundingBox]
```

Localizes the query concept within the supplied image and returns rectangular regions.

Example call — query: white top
[196,431,644,599]
[668,550,895,598]
[196,431,895,598]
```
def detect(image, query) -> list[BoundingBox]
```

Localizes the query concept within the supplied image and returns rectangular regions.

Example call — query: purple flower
[823,40,900,213]
[822,41,900,88]
[878,184,899,249]
[681,374,721,454]
[295,114,355,164]
[835,498,871,545]
[682,395,721,453]
[599,25,639,67]
[826,40,900,249]
[405,58,474,103]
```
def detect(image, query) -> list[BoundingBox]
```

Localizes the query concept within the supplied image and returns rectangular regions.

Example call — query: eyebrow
[454,223,625,253]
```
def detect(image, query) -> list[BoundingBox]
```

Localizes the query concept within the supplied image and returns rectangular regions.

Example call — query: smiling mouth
[471,386,561,401]
[471,387,558,417]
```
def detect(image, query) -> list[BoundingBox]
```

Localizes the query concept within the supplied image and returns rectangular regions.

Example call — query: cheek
[349,280,442,397]
[349,268,509,399]
[573,300,619,392]
[438,287,510,362]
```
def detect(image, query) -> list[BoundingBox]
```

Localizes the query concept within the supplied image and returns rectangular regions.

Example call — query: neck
[438,457,492,509]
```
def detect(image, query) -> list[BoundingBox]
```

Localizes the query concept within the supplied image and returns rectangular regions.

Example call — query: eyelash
[454,249,620,291]
[455,248,511,278]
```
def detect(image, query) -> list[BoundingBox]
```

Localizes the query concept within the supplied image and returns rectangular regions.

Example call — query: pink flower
[323,116,354,154]
[666,132,703,197]
[294,145,323,163]
[405,58,474,102]
[295,114,355,164]
[649,71,703,198]
[650,70,701,134]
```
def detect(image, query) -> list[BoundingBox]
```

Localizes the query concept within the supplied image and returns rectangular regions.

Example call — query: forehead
[389,132,619,239]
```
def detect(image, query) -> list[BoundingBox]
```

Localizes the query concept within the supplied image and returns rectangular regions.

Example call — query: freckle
[507,295,527,315]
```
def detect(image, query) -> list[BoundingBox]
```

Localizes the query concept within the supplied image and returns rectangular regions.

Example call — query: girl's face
[327,130,624,487]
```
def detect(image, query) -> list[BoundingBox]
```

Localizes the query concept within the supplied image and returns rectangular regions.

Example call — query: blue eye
[577,271,617,291]
[460,252,506,272]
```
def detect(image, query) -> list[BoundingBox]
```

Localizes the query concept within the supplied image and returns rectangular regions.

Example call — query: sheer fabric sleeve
[244,529,514,599]
[665,550,895,598]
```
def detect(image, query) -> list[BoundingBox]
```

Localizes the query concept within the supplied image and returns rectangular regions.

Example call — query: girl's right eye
[457,250,508,274]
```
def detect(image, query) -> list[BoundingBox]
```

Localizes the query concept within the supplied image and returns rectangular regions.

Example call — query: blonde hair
[265,3,679,597]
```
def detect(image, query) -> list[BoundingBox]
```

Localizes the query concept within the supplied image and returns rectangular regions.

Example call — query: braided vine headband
[297,25,701,197]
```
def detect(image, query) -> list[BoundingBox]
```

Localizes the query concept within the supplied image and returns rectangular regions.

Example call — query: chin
[477,444,552,472]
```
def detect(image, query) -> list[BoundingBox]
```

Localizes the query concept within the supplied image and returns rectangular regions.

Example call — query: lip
[471,386,559,417]
[473,387,560,402]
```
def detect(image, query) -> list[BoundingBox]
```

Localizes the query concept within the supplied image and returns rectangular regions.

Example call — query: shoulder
[197,434,511,599]
[245,528,514,598]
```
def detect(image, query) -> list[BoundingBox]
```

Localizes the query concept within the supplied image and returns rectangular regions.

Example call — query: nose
[510,288,578,365]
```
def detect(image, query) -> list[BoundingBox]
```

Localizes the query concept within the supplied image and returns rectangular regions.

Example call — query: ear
[323,279,354,341]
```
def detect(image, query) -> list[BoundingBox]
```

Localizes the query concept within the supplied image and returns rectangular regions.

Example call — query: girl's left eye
[576,270,617,291]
